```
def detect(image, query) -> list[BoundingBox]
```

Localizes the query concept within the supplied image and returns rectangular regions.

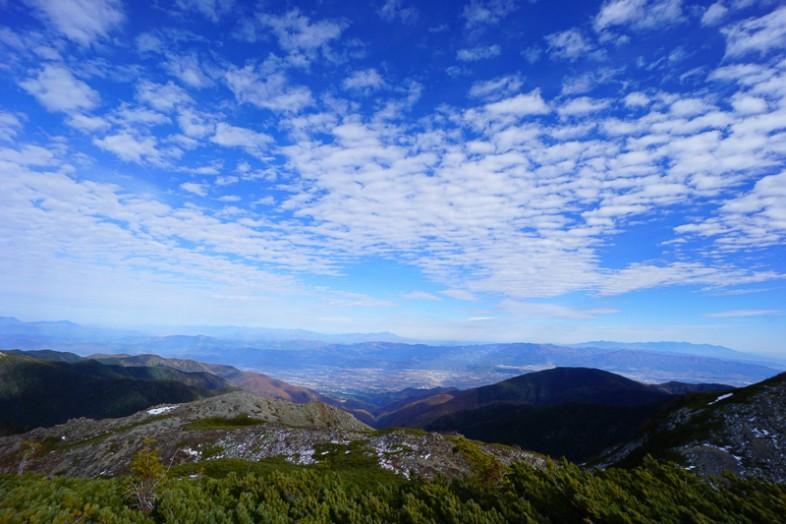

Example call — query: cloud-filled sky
[1,0,785,354]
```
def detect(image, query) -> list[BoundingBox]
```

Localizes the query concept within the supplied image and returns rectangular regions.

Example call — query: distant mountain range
[571,341,785,366]
[0,316,417,345]
[1,316,783,392]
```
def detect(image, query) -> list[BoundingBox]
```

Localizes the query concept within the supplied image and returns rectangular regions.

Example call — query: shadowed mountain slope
[0,351,227,434]
[377,367,677,429]
[382,368,733,463]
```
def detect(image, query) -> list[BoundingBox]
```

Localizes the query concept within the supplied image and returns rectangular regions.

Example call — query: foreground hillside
[0,390,538,480]
[2,456,784,523]
[1,387,783,522]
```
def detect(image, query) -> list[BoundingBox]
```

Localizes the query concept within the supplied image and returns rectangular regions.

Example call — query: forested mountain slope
[0,351,226,434]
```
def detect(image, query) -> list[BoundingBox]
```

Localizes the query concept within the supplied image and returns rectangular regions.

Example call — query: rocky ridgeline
[599,372,786,482]
[0,391,543,479]
[678,380,786,481]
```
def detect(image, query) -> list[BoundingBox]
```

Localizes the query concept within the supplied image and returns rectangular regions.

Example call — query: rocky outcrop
[0,390,543,480]
[598,372,786,482]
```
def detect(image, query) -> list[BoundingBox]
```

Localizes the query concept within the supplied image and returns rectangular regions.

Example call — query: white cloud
[257,9,345,66]
[110,105,169,128]
[456,44,501,62]
[670,97,712,117]
[701,2,728,26]
[463,0,518,29]
[624,91,650,107]
[135,32,161,53]
[225,64,313,113]
[180,182,208,197]
[166,53,212,88]
[484,89,550,115]
[0,112,23,142]
[442,289,479,301]
[177,109,213,138]
[136,80,193,112]
[20,65,100,113]
[545,29,596,60]
[731,93,768,114]
[0,163,314,327]
[66,113,108,131]
[211,123,272,157]
[594,0,683,33]
[176,0,234,22]
[379,0,418,24]
[598,262,777,295]
[676,171,786,249]
[0,144,58,166]
[722,6,786,58]
[705,309,781,318]
[342,68,385,91]
[558,97,611,117]
[26,0,124,45]
[522,46,542,64]
[402,290,441,301]
[93,132,158,163]
[499,299,618,320]
[469,75,524,101]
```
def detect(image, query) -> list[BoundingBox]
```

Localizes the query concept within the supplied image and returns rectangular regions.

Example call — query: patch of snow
[182,448,199,457]
[147,406,176,415]
[708,393,733,406]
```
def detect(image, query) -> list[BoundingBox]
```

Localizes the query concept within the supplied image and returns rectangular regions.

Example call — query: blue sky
[1,0,785,355]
